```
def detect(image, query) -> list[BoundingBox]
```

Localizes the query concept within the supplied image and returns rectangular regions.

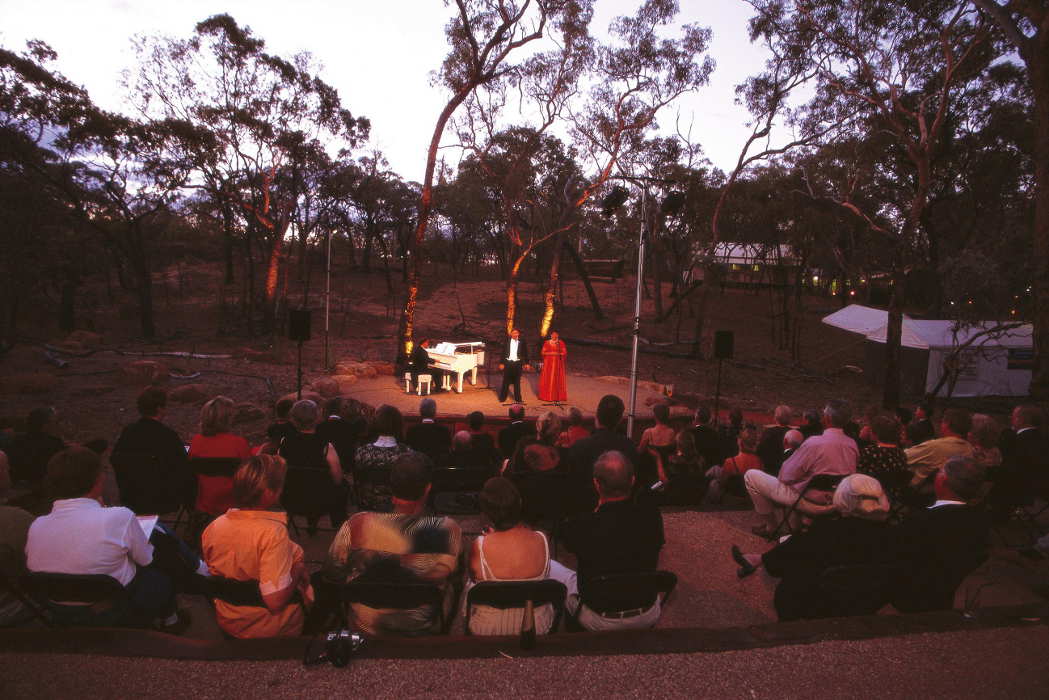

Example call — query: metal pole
[713,357,722,428]
[324,228,332,370]
[626,188,647,438]
[297,340,303,401]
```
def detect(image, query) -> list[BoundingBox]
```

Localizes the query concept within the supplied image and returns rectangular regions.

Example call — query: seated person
[566,395,640,514]
[745,400,858,538]
[188,396,253,516]
[508,411,563,473]
[110,386,188,515]
[661,430,706,505]
[799,408,823,440]
[557,451,666,631]
[7,407,65,488]
[907,402,936,446]
[555,407,590,449]
[467,411,496,453]
[201,455,312,638]
[892,455,991,613]
[968,413,1002,471]
[406,398,452,465]
[705,423,762,504]
[857,412,910,505]
[638,404,676,486]
[0,457,34,626]
[756,405,794,476]
[317,397,367,471]
[447,430,499,471]
[690,406,724,470]
[498,404,532,459]
[354,405,416,512]
[464,477,560,635]
[274,399,348,530]
[508,443,571,526]
[25,447,193,631]
[265,398,297,445]
[731,474,897,621]
[905,408,973,492]
[322,453,461,636]
[408,338,440,389]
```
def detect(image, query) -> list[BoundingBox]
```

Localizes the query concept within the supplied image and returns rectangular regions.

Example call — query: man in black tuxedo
[406,398,452,465]
[690,406,722,470]
[498,328,531,403]
[991,404,1049,518]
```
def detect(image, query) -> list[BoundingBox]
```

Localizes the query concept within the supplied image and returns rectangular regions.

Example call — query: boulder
[333,374,359,393]
[5,372,57,394]
[278,390,324,407]
[121,360,169,385]
[366,361,396,376]
[309,377,341,398]
[169,383,210,403]
[65,330,103,347]
[233,402,266,423]
[334,361,377,379]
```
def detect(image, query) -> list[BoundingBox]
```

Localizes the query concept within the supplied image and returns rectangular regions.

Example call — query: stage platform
[342,370,668,422]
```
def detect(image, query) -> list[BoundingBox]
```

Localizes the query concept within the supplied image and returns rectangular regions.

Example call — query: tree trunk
[222,203,235,285]
[1030,60,1049,399]
[539,235,564,338]
[562,240,603,319]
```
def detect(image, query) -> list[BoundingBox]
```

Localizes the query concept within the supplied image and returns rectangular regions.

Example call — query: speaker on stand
[713,330,733,426]
[289,309,312,400]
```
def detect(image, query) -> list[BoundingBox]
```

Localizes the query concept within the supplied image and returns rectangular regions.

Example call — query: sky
[0,0,778,183]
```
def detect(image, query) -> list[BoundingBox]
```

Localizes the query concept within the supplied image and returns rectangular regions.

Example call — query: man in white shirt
[25,446,188,630]
[498,328,532,403]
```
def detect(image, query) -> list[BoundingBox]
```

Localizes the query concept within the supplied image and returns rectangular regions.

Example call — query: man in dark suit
[757,404,794,477]
[498,328,531,403]
[109,387,188,515]
[690,406,722,470]
[991,404,1049,518]
[408,338,436,390]
[892,455,991,613]
[567,394,639,513]
[498,404,531,459]
[405,398,451,465]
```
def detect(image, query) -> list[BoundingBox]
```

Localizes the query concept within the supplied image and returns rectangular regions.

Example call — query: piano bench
[417,375,432,395]
[404,372,412,393]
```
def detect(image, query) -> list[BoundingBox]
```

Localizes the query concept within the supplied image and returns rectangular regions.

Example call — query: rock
[65,330,103,347]
[333,374,359,393]
[334,361,377,379]
[121,360,169,385]
[237,347,279,363]
[596,375,663,394]
[310,377,341,398]
[233,402,266,423]
[5,372,57,394]
[51,340,85,355]
[169,383,209,403]
[366,361,396,376]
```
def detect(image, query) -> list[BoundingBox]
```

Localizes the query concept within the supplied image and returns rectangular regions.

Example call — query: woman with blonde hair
[188,396,252,516]
[705,423,763,503]
[201,454,312,638]
[731,474,897,621]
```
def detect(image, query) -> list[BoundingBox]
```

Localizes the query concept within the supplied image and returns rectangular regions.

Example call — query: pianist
[409,338,443,391]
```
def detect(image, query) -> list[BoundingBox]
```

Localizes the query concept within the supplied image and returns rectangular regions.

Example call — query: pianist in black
[409,338,437,390]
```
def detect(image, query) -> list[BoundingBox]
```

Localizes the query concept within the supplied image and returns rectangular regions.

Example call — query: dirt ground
[0,260,878,445]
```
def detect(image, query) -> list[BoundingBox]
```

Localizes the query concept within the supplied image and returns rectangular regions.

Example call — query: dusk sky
[0,1,783,182]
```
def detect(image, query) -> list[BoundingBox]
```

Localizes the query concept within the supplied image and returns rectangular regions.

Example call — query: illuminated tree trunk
[505,250,526,335]
[539,234,564,338]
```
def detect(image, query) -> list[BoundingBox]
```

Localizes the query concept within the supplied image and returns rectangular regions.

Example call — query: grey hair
[419,398,437,418]
[823,399,851,428]
[289,399,320,431]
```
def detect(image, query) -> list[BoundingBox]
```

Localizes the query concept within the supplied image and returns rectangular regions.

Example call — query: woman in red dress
[538,331,568,403]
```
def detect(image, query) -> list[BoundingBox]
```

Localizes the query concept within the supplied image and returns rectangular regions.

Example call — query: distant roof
[709,243,798,265]
[821,305,906,336]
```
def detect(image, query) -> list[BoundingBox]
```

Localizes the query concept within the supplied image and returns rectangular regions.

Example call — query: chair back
[111,450,184,515]
[194,574,266,607]
[317,578,449,633]
[188,457,242,477]
[807,472,847,492]
[466,579,566,633]
[23,571,127,606]
[431,466,491,494]
[578,570,677,615]
[281,465,333,517]
[188,457,241,516]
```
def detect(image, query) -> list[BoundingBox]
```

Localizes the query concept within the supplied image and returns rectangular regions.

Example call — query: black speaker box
[714,330,734,359]
[288,308,312,342]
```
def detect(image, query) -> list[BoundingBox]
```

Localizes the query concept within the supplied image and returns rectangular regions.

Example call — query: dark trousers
[499,361,524,402]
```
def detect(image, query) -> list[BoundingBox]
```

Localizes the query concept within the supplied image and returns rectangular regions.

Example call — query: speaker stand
[296,339,304,400]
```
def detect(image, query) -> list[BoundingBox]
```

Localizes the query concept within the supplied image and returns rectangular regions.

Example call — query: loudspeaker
[288,308,311,342]
[714,330,734,359]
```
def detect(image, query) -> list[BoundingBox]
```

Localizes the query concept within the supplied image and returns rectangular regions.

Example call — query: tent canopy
[821,304,909,337]
[865,319,1032,349]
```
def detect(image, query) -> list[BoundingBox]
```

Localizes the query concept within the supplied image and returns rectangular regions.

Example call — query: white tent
[821,305,1033,397]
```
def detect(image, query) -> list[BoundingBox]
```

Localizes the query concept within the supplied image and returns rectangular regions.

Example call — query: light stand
[626,188,647,438]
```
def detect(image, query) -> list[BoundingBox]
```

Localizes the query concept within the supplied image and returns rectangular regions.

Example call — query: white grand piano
[425,341,485,393]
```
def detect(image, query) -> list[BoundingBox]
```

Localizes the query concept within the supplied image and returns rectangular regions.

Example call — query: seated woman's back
[474,527,548,580]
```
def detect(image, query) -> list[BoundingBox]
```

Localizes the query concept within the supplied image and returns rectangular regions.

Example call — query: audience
[498,404,532,459]
[25,447,196,631]
[907,402,936,446]
[265,398,297,444]
[717,407,745,462]
[275,399,348,531]
[690,405,723,469]
[317,397,367,472]
[706,423,762,504]
[0,457,34,625]
[905,408,973,491]
[969,413,1003,471]
[188,396,252,517]
[353,405,416,512]
[406,398,452,465]
[508,443,571,526]
[857,413,909,505]
[661,430,706,505]
[7,407,65,488]
[201,454,312,638]
[110,387,188,515]
[466,411,496,453]
[556,407,590,449]
[756,405,794,476]
[464,477,558,635]
[781,429,804,462]
[509,410,562,473]
[558,451,665,630]
[732,474,896,621]
[991,404,1049,519]
[567,395,640,513]
[638,404,676,485]
[799,408,823,440]
[322,453,461,636]
[745,400,858,538]
[447,430,498,471]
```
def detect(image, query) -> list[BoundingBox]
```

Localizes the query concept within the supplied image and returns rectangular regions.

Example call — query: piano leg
[457,371,464,393]
[470,367,478,386]
[442,373,451,391]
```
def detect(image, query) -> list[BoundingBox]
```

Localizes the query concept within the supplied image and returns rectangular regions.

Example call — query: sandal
[732,545,757,579]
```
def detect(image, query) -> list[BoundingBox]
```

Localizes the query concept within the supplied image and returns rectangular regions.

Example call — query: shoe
[732,545,757,579]
[157,609,192,636]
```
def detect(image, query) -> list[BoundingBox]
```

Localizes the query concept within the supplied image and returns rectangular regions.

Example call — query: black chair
[430,466,492,515]
[352,464,394,512]
[281,465,343,535]
[171,457,242,541]
[769,473,847,539]
[577,570,677,620]
[21,571,142,628]
[312,574,452,634]
[465,579,567,642]
[110,450,185,516]
[0,571,52,626]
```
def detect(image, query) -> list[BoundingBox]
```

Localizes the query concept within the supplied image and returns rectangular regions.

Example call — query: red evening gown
[538,339,568,402]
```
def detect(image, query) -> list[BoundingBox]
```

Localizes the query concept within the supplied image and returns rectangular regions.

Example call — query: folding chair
[769,473,846,540]
[109,450,183,517]
[430,466,492,516]
[576,570,677,622]
[465,579,567,644]
[313,574,452,634]
[171,457,242,543]
[21,571,141,628]
[281,464,344,535]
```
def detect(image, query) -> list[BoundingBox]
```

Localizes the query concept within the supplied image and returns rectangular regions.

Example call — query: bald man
[556,451,666,631]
